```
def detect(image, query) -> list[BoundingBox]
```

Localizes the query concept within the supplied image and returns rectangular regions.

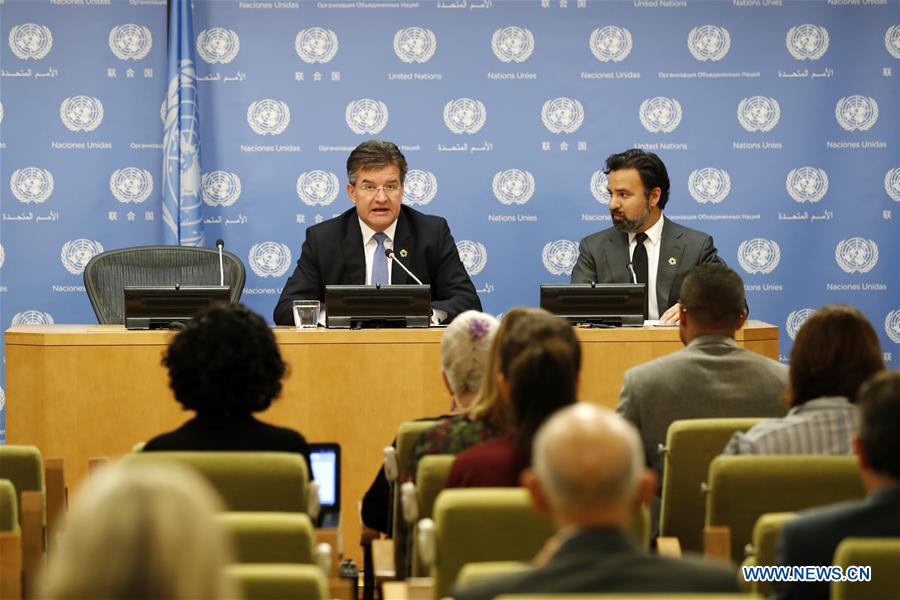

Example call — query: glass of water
[292,300,320,329]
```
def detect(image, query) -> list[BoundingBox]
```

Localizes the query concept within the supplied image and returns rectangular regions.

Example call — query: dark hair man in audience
[273,139,481,325]
[772,370,900,600]
[617,264,787,487]
[452,403,739,600]
[571,149,725,323]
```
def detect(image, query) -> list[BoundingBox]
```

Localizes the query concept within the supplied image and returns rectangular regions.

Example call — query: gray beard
[611,206,650,233]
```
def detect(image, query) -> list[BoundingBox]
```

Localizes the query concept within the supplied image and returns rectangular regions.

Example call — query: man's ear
[647,186,662,208]
[346,182,357,205]
[736,308,749,329]
[632,469,657,510]
[852,434,869,470]
[522,469,550,515]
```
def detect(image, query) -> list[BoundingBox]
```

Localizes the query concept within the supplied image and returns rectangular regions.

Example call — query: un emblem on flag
[9,23,53,60]
[688,168,731,204]
[640,97,682,133]
[491,26,534,63]
[887,25,900,59]
[590,171,610,204]
[10,168,54,204]
[542,240,579,276]
[296,171,340,207]
[885,168,900,202]
[11,311,54,326]
[835,96,878,132]
[248,242,292,278]
[590,26,632,62]
[247,100,291,135]
[197,28,240,64]
[456,241,488,276]
[295,27,338,64]
[61,239,104,275]
[541,98,584,134]
[109,24,152,61]
[60,96,104,132]
[737,238,781,275]
[885,310,900,344]
[835,238,879,274]
[688,25,730,62]
[444,98,486,135]
[403,170,438,206]
[202,171,242,207]
[110,168,154,204]
[493,169,535,206]
[394,27,436,63]
[786,167,828,204]
[737,96,780,133]
[786,309,815,341]
[786,24,829,60]
[346,99,389,135]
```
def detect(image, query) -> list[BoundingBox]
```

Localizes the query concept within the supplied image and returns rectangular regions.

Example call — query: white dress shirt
[628,216,664,320]
[358,217,397,285]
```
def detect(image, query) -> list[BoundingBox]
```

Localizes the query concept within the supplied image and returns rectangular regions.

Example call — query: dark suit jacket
[570,216,725,314]
[773,486,900,600]
[452,527,740,600]
[274,206,481,325]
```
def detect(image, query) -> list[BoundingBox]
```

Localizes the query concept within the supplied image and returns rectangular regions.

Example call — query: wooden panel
[0,532,22,600]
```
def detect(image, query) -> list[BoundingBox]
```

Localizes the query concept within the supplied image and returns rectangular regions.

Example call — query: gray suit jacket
[571,216,724,314]
[617,335,789,477]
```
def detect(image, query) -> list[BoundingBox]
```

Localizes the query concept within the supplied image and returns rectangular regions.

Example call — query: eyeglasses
[355,183,402,197]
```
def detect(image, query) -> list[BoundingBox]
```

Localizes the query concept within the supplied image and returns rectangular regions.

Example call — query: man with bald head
[453,404,739,599]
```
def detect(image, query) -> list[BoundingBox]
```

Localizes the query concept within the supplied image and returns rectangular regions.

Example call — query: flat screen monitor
[309,443,341,528]
[324,284,431,329]
[540,283,647,327]
[123,285,231,330]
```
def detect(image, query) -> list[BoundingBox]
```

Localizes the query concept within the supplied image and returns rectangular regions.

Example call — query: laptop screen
[309,443,340,508]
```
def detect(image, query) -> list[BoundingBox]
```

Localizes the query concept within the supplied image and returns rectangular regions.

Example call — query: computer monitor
[123,285,231,330]
[324,284,431,329]
[308,443,341,528]
[539,283,647,327]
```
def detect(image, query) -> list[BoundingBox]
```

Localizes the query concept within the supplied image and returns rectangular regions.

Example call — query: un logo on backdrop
[737,238,781,274]
[687,25,730,62]
[444,98,486,134]
[835,96,879,132]
[688,168,731,204]
[60,96,104,132]
[737,96,780,132]
[492,26,534,63]
[296,170,339,207]
[590,171,610,204]
[542,240,579,276]
[541,98,584,134]
[108,24,152,61]
[639,97,682,133]
[887,25,900,59]
[786,24,829,60]
[9,23,53,59]
[457,241,488,276]
[110,168,153,204]
[10,168,54,203]
[61,239,104,275]
[394,27,436,63]
[589,26,632,62]
[11,311,54,326]
[493,169,535,205]
[403,170,438,206]
[295,28,338,64]
[835,238,879,274]
[248,242,292,278]
[346,99,389,135]
[202,171,242,207]
[786,167,829,203]
[885,310,900,344]
[196,28,240,64]
[786,308,815,341]
[247,99,290,135]
[885,168,900,202]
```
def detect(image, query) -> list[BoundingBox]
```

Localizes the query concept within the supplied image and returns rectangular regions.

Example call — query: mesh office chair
[83,245,246,324]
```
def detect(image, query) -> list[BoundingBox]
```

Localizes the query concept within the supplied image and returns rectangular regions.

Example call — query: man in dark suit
[274,140,481,325]
[452,403,740,600]
[571,149,724,323]
[773,370,900,600]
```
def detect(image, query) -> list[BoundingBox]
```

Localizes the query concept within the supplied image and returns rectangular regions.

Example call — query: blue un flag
[161,0,203,246]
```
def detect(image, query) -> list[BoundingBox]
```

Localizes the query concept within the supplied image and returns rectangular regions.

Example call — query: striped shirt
[723,396,857,455]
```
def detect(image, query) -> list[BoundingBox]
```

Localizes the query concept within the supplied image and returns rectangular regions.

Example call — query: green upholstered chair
[741,512,795,597]
[410,454,455,576]
[495,595,755,599]
[831,537,900,600]
[218,512,315,564]
[659,418,763,553]
[456,561,531,587]
[0,446,45,524]
[0,480,19,533]
[705,455,864,561]
[226,563,328,600]
[121,452,309,512]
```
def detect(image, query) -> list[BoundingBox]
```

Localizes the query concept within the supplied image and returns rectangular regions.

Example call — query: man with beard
[571,149,725,323]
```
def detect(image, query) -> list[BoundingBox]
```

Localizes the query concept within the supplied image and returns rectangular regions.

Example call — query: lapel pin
[668,256,677,266]
[399,249,409,258]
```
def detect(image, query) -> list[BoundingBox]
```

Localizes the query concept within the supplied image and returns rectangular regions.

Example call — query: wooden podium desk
[5,321,777,562]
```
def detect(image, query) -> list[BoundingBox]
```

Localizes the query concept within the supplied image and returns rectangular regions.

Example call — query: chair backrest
[747,512,795,597]
[832,537,900,600]
[0,480,20,532]
[659,418,763,553]
[226,563,327,600]
[456,561,530,587]
[120,452,308,512]
[494,595,754,600]
[0,446,45,523]
[705,455,864,560]
[416,455,455,521]
[217,512,315,564]
[83,245,246,324]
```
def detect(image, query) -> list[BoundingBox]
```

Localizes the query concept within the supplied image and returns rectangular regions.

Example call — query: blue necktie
[371,232,389,285]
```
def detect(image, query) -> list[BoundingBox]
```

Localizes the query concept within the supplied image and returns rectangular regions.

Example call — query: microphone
[385,248,424,285]
[627,261,637,285]
[216,239,225,287]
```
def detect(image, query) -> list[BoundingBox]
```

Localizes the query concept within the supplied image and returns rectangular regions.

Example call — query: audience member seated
[144,303,311,474]
[40,462,236,600]
[446,308,580,488]
[772,369,900,600]
[452,403,740,600]
[360,310,499,535]
[725,304,884,455]
[617,263,788,483]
